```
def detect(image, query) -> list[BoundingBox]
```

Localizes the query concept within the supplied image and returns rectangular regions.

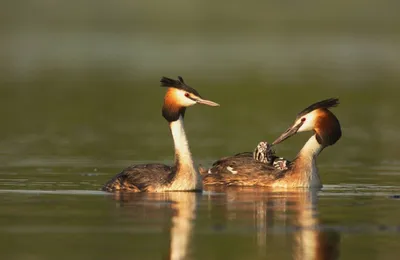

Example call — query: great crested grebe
[202,98,341,188]
[102,76,219,192]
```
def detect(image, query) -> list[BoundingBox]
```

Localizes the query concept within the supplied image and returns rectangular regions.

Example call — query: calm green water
[1,1,400,259]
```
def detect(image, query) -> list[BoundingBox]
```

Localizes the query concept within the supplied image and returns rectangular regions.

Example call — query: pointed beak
[272,121,304,145]
[195,97,220,107]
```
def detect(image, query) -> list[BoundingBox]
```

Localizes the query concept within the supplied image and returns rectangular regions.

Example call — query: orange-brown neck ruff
[314,109,342,146]
[162,88,186,122]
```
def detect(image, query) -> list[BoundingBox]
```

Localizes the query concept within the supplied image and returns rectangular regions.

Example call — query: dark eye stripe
[185,93,197,101]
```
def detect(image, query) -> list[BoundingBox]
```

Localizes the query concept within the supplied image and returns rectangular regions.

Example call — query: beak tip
[197,99,220,107]
[272,122,303,145]
[271,140,280,146]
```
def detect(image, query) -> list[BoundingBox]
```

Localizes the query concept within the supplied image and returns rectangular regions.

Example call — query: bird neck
[293,135,325,188]
[168,116,202,191]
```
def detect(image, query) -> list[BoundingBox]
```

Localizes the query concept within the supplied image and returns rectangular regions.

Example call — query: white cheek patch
[175,90,196,107]
[227,166,238,174]
[298,111,318,132]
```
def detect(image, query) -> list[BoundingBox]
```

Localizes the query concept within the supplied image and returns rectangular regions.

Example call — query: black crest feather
[160,76,200,96]
[160,76,184,88]
[296,98,339,119]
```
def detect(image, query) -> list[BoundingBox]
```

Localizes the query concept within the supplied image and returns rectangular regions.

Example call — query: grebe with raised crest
[102,76,219,192]
[202,98,341,188]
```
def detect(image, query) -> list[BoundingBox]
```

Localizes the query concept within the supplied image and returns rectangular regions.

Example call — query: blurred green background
[1,0,400,187]
[1,1,400,259]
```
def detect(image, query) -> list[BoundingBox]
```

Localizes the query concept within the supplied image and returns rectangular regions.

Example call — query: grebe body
[102,77,219,192]
[203,98,341,188]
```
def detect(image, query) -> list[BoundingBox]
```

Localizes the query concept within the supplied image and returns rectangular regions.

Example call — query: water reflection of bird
[292,191,341,260]
[203,98,341,188]
[204,187,341,260]
[111,192,197,260]
[102,77,219,192]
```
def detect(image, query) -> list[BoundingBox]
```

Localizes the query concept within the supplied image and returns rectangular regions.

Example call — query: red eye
[301,118,306,122]
[184,93,190,97]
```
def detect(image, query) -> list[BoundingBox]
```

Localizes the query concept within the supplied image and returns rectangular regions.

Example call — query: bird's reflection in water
[205,187,340,260]
[111,192,198,260]
[291,190,340,260]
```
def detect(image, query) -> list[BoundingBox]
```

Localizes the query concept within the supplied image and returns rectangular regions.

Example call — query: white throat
[299,135,324,158]
[297,135,325,188]
[168,116,202,191]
